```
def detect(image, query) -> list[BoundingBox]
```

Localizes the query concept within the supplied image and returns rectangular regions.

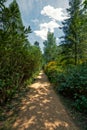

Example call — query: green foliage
[44,61,64,84]
[0,0,42,104]
[59,64,87,97]
[44,61,58,83]
[73,95,87,113]
[61,0,87,65]
[43,0,87,114]
[45,63,87,113]
[43,32,57,63]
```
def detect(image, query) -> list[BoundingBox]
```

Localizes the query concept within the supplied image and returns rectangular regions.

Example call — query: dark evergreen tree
[61,0,82,65]
[34,41,39,47]
[43,31,57,63]
[0,0,42,104]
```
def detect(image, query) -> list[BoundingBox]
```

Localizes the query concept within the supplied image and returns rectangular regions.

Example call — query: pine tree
[61,0,82,65]
[43,32,57,63]
[80,0,87,62]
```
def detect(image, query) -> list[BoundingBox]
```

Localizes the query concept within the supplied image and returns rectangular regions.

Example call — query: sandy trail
[12,71,79,130]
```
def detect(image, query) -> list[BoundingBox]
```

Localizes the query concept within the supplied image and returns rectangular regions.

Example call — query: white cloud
[32,19,39,24]
[34,5,68,41]
[40,21,60,32]
[34,20,60,40]
[34,28,48,40]
[41,5,67,21]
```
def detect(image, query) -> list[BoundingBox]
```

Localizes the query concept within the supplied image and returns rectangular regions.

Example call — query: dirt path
[10,71,79,130]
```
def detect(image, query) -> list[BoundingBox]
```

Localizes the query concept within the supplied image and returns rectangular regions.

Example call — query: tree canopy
[43,32,57,63]
[0,0,42,104]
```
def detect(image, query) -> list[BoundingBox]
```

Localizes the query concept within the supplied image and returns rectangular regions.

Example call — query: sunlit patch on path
[12,71,79,130]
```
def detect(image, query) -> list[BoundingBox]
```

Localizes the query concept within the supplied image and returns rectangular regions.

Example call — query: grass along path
[0,71,80,130]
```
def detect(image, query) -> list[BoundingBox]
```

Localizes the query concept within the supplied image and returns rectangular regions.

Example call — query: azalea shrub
[44,62,87,113]
[44,61,64,84]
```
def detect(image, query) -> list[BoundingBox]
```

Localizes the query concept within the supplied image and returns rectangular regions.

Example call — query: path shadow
[0,71,79,130]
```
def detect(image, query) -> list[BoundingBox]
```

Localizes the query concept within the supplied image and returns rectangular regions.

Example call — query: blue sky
[5,0,69,50]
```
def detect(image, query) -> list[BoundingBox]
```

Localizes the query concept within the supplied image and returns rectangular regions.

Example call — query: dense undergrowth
[0,0,42,104]
[44,61,87,113]
[43,0,87,114]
